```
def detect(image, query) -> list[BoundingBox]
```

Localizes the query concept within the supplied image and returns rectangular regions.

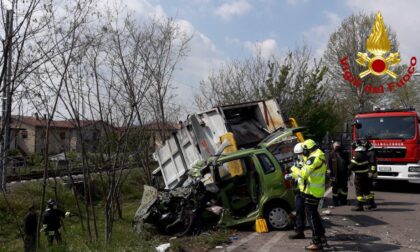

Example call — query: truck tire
[264,203,290,230]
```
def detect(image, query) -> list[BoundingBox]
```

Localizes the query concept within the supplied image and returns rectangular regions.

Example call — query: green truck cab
[209,128,300,230]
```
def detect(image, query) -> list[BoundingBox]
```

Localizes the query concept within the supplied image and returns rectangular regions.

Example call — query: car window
[218,156,253,181]
[257,154,276,174]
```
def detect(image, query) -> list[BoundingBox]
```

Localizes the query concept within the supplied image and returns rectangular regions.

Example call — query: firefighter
[364,140,377,210]
[42,199,70,245]
[328,142,350,206]
[23,204,38,252]
[300,139,327,251]
[284,142,307,239]
[349,145,374,211]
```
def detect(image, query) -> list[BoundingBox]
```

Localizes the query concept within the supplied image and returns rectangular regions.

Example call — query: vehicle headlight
[408,166,420,172]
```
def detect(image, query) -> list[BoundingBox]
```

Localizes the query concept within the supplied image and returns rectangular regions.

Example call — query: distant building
[3,114,112,155]
[143,122,181,148]
[115,121,181,150]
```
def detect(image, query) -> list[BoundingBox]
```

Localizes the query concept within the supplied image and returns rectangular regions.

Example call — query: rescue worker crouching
[42,199,71,245]
[300,139,327,251]
[328,142,350,206]
[284,142,307,239]
[349,145,376,211]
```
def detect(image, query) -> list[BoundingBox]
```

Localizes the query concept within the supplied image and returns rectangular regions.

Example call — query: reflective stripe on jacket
[349,151,370,174]
[300,148,326,198]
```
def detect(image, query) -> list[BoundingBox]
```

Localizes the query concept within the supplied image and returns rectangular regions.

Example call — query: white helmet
[293,143,304,154]
[355,146,366,152]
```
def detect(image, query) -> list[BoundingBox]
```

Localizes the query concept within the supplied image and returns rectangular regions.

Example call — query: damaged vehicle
[207,128,300,230]
[133,177,208,236]
[134,127,303,235]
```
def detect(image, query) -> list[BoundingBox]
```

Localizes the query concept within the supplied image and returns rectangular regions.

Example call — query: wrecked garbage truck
[134,99,304,234]
[152,99,302,189]
[134,128,303,235]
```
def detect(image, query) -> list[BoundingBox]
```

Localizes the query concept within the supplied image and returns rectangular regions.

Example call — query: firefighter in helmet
[349,143,376,211]
[284,142,307,239]
[328,141,350,206]
[300,139,327,251]
[42,199,70,245]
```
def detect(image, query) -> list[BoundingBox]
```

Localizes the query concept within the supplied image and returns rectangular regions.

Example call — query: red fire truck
[353,108,420,183]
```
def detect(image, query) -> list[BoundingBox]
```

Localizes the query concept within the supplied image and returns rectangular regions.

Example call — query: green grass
[0,170,232,252]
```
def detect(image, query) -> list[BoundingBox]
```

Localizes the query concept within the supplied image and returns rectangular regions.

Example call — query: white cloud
[345,0,420,62]
[172,20,224,107]
[303,11,341,58]
[189,0,211,4]
[286,0,309,5]
[122,1,223,108]
[214,0,252,21]
[125,0,166,20]
[245,39,278,59]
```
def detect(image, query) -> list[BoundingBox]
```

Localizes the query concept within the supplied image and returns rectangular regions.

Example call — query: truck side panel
[154,127,201,189]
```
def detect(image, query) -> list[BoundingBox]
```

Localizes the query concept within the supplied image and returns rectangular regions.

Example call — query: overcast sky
[115,0,420,112]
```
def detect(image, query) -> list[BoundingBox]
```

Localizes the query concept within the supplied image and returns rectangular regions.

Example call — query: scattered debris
[206,205,223,215]
[322,217,330,220]
[229,236,238,241]
[155,243,171,252]
[169,236,177,241]
[321,210,331,215]
[328,206,335,209]
[215,245,224,249]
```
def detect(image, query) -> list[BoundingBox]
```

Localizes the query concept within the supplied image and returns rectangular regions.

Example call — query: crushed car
[133,127,304,235]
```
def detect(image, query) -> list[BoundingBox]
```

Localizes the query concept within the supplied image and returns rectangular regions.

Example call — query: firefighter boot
[339,194,347,205]
[332,196,340,206]
[366,199,377,210]
[351,201,364,211]
[305,242,323,251]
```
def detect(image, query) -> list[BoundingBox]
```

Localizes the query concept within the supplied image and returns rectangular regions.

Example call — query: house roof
[10,115,102,129]
[143,122,181,131]
[115,122,181,133]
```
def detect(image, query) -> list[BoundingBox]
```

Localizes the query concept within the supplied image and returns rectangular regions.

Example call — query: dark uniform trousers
[304,194,325,243]
[294,190,306,232]
[354,173,371,201]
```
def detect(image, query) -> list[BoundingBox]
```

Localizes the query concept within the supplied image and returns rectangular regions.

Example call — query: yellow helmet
[303,139,316,150]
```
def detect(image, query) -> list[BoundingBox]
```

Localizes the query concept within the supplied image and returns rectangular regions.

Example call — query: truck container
[152,99,291,189]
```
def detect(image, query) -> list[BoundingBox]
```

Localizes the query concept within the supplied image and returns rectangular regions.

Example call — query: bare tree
[195,53,269,109]
[19,0,99,245]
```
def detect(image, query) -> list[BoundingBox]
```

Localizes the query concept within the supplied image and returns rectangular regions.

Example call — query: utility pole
[1,10,13,191]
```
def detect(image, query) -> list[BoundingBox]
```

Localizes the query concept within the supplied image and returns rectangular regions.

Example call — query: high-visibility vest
[301,149,326,198]
[291,159,306,192]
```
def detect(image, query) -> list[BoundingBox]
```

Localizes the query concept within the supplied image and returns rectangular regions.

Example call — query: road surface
[212,181,420,252]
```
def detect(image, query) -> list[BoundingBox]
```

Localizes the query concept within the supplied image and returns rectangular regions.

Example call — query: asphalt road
[211,181,420,252]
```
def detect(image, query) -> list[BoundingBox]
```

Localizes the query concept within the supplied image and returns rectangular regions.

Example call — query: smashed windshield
[356,116,416,140]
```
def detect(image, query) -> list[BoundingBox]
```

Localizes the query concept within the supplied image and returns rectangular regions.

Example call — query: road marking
[258,232,286,252]
[224,232,259,251]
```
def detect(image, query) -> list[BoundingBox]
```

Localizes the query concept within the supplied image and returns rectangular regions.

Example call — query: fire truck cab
[353,108,420,183]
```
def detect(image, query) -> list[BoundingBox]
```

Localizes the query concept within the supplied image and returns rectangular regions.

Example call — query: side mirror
[352,120,362,129]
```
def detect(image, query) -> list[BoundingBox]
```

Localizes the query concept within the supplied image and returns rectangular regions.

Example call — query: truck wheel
[265,204,290,230]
